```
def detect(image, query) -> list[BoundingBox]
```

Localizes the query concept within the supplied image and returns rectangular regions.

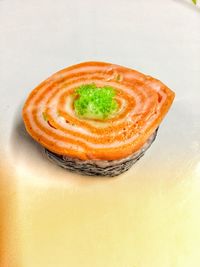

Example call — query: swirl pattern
[23,62,175,160]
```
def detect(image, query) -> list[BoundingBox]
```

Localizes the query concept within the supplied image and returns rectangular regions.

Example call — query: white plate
[0,1,200,266]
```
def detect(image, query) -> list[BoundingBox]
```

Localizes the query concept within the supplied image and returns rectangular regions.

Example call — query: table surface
[0,1,200,267]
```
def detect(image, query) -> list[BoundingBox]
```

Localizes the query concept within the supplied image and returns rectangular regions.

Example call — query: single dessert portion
[22,61,175,176]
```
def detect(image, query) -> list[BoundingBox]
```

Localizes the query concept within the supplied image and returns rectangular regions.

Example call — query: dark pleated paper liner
[45,128,158,177]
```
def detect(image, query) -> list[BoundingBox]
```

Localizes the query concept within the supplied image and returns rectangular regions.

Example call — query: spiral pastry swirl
[23,62,175,160]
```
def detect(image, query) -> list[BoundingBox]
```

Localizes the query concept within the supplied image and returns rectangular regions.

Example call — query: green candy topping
[74,83,118,120]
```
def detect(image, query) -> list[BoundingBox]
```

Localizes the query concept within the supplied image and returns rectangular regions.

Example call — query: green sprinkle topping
[116,74,121,81]
[74,83,119,120]
[42,112,48,121]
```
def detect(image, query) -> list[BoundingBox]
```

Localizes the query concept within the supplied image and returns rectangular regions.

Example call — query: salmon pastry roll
[22,62,175,177]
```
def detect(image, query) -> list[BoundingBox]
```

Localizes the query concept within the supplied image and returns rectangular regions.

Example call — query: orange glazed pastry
[22,62,175,176]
